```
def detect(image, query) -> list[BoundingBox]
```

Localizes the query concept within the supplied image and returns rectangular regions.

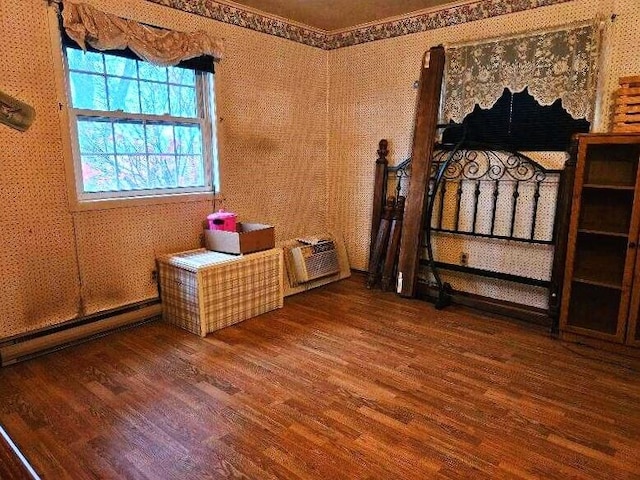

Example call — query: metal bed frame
[374,134,577,329]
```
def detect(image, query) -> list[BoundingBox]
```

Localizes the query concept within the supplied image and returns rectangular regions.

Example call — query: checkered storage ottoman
[157,248,283,336]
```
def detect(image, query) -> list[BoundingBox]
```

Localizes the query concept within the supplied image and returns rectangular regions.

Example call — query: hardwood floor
[0,425,39,479]
[1,274,640,479]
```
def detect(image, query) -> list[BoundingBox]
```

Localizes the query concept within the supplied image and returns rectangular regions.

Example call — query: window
[63,47,218,201]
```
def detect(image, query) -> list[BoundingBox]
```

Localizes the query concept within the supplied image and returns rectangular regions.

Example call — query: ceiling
[228,0,463,32]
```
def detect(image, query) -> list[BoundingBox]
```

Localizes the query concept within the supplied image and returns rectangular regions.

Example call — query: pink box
[207,210,237,232]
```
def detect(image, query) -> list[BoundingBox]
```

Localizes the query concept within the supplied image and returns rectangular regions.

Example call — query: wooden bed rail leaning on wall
[369,139,389,264]
[368,144,408,292]
[396,45,446,298]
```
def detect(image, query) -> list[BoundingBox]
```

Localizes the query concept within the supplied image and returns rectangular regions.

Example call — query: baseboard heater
[0,301,162,366]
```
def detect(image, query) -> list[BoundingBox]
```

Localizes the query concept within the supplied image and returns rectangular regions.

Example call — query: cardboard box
[204,222,275,254]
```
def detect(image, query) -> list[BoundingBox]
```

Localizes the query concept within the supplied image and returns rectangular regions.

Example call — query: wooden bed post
[397,46,446,298]
[369,139,389,264]
[381,196,406,291]
[367,197,395,288]
[549,137,578,332]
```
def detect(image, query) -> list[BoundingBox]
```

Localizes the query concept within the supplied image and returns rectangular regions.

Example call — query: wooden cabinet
[560,133,640,345]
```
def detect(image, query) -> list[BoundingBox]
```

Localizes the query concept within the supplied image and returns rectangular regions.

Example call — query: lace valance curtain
[443,22,601,124]
[61,1,224,68]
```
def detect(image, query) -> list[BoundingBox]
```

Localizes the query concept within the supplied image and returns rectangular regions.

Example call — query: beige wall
[0,0,328,338]
[2,0,639,337]
[328,0,640,306]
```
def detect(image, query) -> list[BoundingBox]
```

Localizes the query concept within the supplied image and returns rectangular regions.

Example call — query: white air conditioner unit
[289,239,340,285]
[280,232,350,296]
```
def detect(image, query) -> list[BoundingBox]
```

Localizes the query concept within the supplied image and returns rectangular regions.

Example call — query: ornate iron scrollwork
[434,148,547,183]
[385,140,563,311]
[388,158,411,199]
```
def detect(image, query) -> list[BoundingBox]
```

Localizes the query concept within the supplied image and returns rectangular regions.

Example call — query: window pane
[105,55,137,78]
[113,122,145,154]
[169,86,197,117]
[139,81,169,115]
[77,119,113,154]
[174,125,202,154]
[66,50,214,198]
[176,155,205,187]
[148,155,178,188]
[66,48,104,73]
[168,66,196,86]
[138,63,167,82]
[82,155,118,192]
[69,73,108,110]
[107,77,140,113]
[116,155,149,190]
[145,124,175,154]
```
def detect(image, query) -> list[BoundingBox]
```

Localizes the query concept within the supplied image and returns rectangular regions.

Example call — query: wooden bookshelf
[560,134,640,345]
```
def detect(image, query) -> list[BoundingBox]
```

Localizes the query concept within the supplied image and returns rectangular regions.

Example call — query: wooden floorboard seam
[0,274,639,479]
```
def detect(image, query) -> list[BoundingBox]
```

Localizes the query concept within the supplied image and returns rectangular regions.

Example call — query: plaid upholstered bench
[157,248,284,336]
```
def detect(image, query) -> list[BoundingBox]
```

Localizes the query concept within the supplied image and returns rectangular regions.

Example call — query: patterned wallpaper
[144,0,575,50]
[0,0,327,338]
[328,0,640,308]
[1,0,638,338]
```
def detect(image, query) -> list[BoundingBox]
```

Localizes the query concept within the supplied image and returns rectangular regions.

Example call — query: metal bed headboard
[375,136,576,329]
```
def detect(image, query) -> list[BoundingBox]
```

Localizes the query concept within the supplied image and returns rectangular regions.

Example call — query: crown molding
[144,0,576,50]
[145,0,328,48]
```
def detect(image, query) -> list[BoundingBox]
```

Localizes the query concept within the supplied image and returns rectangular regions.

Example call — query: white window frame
[47,7,219,211]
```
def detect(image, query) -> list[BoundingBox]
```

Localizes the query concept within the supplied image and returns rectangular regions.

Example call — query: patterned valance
[61,1,224,67]
[443,22,601,123]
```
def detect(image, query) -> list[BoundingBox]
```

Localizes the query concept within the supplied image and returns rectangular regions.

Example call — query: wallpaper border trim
[143,0,328,49]
[144,0,575,50]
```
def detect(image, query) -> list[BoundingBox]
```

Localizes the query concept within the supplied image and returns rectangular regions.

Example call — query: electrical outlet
[460,252,468,266]
[151,270,158,283]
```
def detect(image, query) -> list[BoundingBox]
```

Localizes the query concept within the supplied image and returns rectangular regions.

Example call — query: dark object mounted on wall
[442,88,590,151]
[0,90,35,132]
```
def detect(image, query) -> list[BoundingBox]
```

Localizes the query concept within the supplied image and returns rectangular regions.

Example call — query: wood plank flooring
[1,274,640,479]
[0,425,39,479]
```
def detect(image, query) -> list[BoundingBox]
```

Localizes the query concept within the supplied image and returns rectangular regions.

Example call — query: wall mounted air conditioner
[289,239,340,285]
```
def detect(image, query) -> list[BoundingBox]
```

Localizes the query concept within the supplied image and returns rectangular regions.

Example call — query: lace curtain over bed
[443,23,601,124]
[61,1,224,66]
